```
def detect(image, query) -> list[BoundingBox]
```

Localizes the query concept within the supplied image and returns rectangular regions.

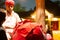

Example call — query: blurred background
[0,0,60,40]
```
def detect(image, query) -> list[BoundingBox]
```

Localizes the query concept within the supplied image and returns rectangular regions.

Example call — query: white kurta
[2,11,21,40]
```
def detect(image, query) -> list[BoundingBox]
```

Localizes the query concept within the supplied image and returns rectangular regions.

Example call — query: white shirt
[2,11,21,29]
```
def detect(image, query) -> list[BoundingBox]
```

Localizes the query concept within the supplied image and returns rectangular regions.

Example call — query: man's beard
[7,10,12,13]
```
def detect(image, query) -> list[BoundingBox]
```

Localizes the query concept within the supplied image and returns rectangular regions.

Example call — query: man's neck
[7,11,13,16]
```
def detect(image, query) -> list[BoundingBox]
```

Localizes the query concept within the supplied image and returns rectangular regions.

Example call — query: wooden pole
[35,0,45,32]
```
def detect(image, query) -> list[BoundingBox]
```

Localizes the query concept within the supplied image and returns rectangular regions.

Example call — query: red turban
[5,0,15,5]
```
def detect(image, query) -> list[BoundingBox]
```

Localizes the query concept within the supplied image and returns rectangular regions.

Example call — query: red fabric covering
[12,19,45,40]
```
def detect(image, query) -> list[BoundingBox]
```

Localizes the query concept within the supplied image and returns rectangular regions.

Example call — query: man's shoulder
[13,11,19,16]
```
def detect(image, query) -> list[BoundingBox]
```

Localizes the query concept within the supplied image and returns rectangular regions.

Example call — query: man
[2,0,21,40]
[3,0,21,29]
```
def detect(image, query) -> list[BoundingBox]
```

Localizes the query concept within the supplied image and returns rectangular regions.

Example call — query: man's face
[6,4,14,13]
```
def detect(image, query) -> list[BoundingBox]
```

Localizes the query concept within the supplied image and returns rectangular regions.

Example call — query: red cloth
[12,19,44,40]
